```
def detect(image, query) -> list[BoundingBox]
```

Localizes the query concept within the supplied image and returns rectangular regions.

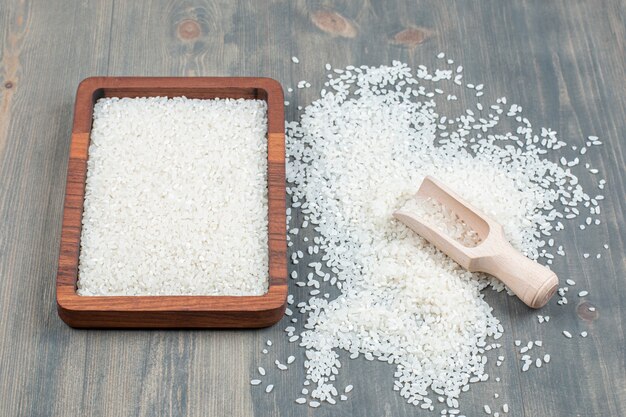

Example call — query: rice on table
[78,97,269,296]
[267,59,604,412]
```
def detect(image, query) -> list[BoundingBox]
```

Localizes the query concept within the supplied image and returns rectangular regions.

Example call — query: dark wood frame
[56,77,287,328]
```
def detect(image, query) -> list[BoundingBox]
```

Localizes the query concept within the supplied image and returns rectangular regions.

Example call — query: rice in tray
[77,96,269,296]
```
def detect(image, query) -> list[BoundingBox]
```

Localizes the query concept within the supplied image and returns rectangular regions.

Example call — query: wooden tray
[56,77,287,328]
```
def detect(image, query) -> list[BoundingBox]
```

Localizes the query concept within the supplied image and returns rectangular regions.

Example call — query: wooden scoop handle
[477,241,558,309]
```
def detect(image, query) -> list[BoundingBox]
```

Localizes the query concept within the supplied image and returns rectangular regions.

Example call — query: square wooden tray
[56,77,287,328]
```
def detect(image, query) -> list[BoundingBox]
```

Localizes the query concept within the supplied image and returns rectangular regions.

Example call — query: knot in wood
[392,27,431,47]
[311,10,357,38]
[576,301,598,321]
[178,19,201,40]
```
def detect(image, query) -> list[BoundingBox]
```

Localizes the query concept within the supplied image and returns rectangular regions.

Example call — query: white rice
[399,197,482,247]
[283,60,599,408]
[78,97,268,296]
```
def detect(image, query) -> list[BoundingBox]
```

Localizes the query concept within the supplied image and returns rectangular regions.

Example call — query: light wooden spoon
[393,176,558,309]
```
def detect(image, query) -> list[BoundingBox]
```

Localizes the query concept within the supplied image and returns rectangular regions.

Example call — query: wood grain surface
[0,0,624,416]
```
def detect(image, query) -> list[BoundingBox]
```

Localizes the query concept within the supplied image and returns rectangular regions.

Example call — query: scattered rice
[285,60,599,408]
[263,57,602,412]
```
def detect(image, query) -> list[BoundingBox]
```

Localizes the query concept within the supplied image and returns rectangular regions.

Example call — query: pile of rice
[278,60,601,411]
[78,96,269,296]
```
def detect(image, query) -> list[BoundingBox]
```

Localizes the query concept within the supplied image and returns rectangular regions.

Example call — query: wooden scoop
[393,176,558,308]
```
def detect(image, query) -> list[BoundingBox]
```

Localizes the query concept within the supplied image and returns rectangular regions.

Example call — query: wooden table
[1,1,624,416]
